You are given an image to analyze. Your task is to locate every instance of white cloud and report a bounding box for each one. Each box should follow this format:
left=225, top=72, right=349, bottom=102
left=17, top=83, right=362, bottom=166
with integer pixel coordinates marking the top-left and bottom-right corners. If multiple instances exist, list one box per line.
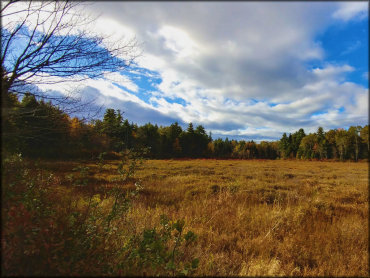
left=312, top=64, right=355, bottom=80
left=18, top=1, right=367, bottom=140
left=341, top=40, right=362, bottom=56
left=363, top=72, right=369, bottom=80
left=156, top=25, right=200, bottom=58
left=2, top=1, right=93, bottom=37
left=82, top=2, right=368, bottom=137
left=332, top=2, right=368, bottom=21
left=103, top=72, right=139, bottom=93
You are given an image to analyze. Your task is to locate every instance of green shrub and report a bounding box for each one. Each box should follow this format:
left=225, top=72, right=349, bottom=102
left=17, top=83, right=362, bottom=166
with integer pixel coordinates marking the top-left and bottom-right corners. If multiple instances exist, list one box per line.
left=125, top=214, right=199, bottom=276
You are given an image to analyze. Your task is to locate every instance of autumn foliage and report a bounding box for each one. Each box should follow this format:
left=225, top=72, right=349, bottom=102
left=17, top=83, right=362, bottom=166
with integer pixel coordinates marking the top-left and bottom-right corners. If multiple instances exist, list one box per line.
left=2, top=91, right=368, bottom=161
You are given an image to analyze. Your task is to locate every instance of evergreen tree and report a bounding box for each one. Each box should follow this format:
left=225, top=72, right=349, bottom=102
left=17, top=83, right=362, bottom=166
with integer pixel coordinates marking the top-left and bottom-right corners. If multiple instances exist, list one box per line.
left=101, top=109, right=125, bottom=152
left=291, top=128, right=306, bottom=158
left=279, top=133, right=290, bottom=158
left=315, top=127, right=327, bottom=159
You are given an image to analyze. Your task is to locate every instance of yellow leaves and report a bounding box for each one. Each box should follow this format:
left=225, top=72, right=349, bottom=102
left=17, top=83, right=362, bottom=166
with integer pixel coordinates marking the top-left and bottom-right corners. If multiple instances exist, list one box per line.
left=70, top=117, right=83, bottom=137
left=92, top=194, right=101, bottom=204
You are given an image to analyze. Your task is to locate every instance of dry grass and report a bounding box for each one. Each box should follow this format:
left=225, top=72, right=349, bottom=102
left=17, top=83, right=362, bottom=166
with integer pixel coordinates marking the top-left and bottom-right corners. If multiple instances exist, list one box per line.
left=129, top=159, right=368, bottom=276
left=5, top=158, right=369, bottom=276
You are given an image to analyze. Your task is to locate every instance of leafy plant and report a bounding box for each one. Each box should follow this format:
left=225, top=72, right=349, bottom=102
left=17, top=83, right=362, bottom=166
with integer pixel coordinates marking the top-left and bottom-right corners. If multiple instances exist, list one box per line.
left=126, top=214, right=199, bottom=276
left=1, top=149, right=202, bottom=276
left=116, top=148, right=149, bottom=181
left=96, top=152, right=107, bottom=172
left=70, top=165, right=90, bottom=186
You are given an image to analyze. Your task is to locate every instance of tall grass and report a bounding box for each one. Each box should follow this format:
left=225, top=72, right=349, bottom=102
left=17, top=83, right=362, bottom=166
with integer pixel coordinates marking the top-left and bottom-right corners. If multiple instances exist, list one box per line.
left=2, top=153, right=198, bottom=276
left=2, top=156, right=368, bottom=276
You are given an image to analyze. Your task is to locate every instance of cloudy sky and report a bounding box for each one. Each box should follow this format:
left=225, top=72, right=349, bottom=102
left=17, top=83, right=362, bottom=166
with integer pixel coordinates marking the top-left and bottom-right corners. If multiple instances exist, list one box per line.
left=19, top=1, right=370, bottom=141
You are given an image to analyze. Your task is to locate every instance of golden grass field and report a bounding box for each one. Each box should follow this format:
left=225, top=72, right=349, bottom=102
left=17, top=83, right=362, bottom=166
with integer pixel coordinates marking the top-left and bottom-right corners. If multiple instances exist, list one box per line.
left=3, top=158, right=368, bottom=276
left=54, top=159, right=368, bottom=276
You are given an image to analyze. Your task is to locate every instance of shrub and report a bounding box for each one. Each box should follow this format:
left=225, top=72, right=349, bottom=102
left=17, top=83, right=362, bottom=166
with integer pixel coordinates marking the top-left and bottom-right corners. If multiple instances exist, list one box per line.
left=125, top=214, right=199, bottom=276
left=1, top=151, right=199, bottom=276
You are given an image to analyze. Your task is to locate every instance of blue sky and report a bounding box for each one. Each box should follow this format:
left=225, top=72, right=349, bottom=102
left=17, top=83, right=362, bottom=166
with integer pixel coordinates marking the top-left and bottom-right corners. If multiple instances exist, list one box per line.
left=5, top=1, right=368, bottom=141
left=316, top=14, right=368, bottom=87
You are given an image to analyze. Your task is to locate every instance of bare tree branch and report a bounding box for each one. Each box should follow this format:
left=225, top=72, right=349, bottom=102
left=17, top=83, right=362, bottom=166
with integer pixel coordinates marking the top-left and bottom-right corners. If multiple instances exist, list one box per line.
left=1, top=0, right=140, bottom=96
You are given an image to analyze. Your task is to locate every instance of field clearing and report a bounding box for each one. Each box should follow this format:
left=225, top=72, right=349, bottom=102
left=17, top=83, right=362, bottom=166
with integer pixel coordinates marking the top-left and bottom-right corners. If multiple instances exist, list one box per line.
left=3, top=158, right=368, bottom=276
left=130, top=159, right=369, bottom=276
left=71, top=159, right=369, bottom=275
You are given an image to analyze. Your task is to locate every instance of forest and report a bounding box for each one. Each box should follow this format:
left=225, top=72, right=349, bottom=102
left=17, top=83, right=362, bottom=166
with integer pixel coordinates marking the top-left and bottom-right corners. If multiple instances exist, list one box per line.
left=3, top=91, right=369, bottom=161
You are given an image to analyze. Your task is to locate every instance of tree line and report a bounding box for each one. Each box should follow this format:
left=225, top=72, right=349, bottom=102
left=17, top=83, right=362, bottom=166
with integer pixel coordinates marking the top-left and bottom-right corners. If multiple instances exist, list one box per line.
left=3, top=91, right=368, bottom=161
left=279, top=126, right=368, bottom=161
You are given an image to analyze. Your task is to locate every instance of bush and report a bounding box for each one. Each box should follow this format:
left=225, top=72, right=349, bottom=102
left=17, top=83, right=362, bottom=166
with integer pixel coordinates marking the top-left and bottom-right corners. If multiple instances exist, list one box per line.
left=125, top=214, right=199, bottom=276
left=1, top=152, right=199, bottom=276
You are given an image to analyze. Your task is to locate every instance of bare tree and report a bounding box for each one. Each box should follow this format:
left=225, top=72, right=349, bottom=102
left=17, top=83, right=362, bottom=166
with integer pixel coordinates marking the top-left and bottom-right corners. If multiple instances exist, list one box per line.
left=1, top=0, right=139, bottom=96
left=1, top=0, right=140, bottom=157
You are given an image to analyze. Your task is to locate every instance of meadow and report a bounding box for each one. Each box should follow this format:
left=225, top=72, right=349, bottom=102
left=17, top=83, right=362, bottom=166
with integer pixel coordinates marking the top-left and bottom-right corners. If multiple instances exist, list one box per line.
left=2, top=156, right=368, bottom=276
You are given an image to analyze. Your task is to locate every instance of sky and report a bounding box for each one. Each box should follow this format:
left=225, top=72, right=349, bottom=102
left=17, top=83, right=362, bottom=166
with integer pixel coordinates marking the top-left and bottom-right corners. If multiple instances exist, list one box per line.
left=5, top=1, right=369, bottom=141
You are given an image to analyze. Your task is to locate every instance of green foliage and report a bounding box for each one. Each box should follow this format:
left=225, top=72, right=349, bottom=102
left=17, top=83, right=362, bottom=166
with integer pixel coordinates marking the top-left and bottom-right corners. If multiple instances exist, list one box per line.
left=137, top=123, right=160, bottom=157
left=212, top=137, right=233, bottom=158
left=101, top=109, right=125, bottom=152
left=335, top=129, right=350, bottom=161
left=71, top=165, right=90, bottom=186
left=126, top=214, right=199, bottom=276
left=283, top=126, right=368, bottom=161
left=298, top=133, right=317, bottom=159
left=279, top=133, right=290, bottom=158
left=2, top=93, right=70, bottom=158
left=160, top=122, right=184, bottom=158
left=291, top=128, right=306, bottom=158
left=96, top=152, right=107, bottom=172
left=178, top=123, right=211, bottom=158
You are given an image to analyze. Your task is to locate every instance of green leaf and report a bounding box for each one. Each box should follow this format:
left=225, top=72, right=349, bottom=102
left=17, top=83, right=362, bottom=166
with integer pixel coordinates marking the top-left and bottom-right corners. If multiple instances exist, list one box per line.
left=191, top=258, right=199, bottom=269
left=166, top=261, right=175, bottom=270
left=173, top=219, right=185, bottom=233
left=184, top=231, right=197, bottom=242
left=160, top=214, right=169, bottom=226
